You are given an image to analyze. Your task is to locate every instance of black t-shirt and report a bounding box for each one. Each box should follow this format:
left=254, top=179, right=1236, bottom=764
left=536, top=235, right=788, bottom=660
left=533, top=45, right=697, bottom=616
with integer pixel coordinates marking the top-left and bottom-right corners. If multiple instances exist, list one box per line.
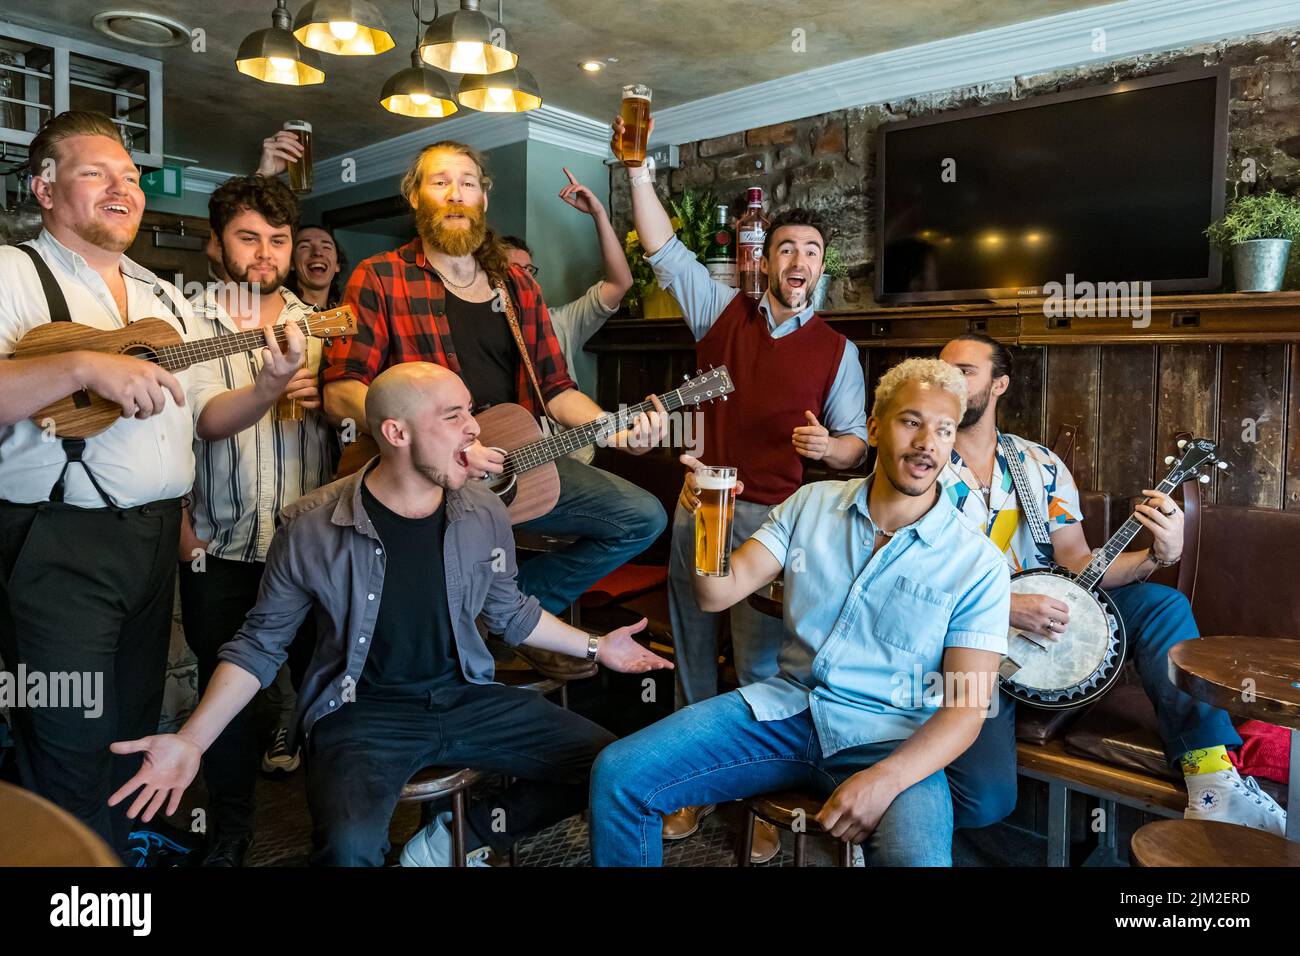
left=444, top=291, right=518, bottom=412
left=358, top=480, right=463, bottom=696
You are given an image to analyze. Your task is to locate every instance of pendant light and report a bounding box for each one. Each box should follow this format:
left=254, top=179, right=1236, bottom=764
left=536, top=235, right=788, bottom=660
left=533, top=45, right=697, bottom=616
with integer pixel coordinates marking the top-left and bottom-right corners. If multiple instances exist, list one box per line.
left=293, top=0, right=396, bottom=56
left=419, top=0, right=517, bottom=75
left=236, top=0, right=325, bottom=86
left=457, top=66, right=541, bottom=112
left=381, top=50, right=458, bottom=118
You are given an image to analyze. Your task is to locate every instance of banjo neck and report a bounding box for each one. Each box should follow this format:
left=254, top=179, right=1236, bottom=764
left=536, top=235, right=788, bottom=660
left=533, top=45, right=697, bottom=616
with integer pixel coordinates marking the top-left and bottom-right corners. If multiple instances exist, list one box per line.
left=1074, top=474, right=1179, bottom=591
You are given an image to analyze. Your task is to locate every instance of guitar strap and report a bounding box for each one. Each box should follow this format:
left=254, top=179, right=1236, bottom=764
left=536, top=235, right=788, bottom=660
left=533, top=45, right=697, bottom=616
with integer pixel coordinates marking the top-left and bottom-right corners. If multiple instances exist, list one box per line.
left=998, top=432, right=1052, bottom=548
left=18, top=244, right=120, bottom=508
left=493, top=276, right=557, bottom=438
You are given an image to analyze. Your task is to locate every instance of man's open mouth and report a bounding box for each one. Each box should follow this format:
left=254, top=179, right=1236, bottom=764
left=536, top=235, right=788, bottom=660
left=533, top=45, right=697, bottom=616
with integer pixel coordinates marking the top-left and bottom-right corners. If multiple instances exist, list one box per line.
left=456, top=443, right=472, bottom=468
left=101, top=203, right=130, bottom=217
left=903, top=455, right=936, bottom=477
left=306, top=260, right=330, bottom=276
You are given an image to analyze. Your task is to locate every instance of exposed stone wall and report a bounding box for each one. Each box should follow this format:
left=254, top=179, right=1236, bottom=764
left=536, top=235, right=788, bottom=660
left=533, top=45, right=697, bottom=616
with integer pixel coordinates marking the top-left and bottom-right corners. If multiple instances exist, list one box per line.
left=609, top=28, right=1300, bottom=306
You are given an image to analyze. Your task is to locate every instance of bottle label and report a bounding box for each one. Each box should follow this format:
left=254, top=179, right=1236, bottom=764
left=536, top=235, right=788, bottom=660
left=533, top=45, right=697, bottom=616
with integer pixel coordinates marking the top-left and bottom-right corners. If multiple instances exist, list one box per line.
left=713, top=231, right=732, bottom=247
left=738, top=228, right=765, bottom=245
left=706, top=262, right=737, bottom=286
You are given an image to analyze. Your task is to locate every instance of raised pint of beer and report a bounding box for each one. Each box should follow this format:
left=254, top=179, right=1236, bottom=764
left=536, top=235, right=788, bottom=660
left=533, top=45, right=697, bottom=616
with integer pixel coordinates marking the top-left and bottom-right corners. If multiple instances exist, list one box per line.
left=283, top=120, right=313, bottom=194
left=619, top=84, right=652, bottom=168
left=694, top=466, right=737, bottom=577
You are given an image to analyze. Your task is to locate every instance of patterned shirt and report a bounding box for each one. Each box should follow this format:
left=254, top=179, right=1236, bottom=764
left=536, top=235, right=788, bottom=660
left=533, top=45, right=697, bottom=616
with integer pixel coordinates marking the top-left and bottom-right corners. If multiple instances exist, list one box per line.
left=940, top=431, right=1082, bottom=571
left=322, top=238, right=576, bottom=418
left=186, top=285, right=337, bottom=563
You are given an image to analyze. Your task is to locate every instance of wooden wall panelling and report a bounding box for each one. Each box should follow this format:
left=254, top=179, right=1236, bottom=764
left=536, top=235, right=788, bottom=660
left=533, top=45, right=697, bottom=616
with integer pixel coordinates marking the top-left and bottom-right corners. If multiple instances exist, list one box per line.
left=1000, top=346, right=1046, bottom=445
left=1287, top=346, right=1300, bottom=511
left=1215, top=344, right=1288, bottom=509
left=1097, top=346, right=1157, bottom=502
left=1155, top=343, right=1219, bottom=505
left=1044, top=347, right=1101, bottom=491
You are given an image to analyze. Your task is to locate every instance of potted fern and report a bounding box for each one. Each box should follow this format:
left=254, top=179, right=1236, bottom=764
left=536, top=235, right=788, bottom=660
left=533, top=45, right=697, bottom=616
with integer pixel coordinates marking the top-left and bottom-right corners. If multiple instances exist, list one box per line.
left=1205, top=190, right=1300, bottom=292
left=624, top=187, right=719, bottom=318
left=811, top=243, right=849, bottom=311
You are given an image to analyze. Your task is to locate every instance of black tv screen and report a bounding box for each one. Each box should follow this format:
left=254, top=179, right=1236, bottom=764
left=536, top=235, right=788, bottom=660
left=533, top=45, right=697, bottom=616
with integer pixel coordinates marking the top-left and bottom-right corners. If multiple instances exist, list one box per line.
left=876, top=67, right=1228, bottom=303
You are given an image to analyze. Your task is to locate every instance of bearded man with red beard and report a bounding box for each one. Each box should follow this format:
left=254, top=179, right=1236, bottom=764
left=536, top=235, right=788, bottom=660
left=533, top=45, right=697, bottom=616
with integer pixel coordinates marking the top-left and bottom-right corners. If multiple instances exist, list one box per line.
left=323, top=141, right=668, bottom=681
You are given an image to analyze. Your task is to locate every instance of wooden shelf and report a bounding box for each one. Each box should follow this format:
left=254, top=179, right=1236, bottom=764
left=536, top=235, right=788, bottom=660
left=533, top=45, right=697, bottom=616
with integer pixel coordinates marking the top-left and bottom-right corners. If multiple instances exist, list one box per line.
left=588, top=291, right=1300, bottom=349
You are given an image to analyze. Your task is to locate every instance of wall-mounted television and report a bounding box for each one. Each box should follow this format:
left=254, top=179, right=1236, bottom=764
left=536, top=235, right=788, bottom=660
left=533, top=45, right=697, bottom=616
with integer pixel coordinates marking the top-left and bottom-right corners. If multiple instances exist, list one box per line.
left=875, top=66, right=1229, bottom=304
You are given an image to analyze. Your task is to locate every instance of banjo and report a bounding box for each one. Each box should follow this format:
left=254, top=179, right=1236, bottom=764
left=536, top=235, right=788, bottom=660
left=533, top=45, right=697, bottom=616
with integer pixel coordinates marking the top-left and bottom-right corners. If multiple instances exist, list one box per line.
left=998, top=437, right=1226, bottom=709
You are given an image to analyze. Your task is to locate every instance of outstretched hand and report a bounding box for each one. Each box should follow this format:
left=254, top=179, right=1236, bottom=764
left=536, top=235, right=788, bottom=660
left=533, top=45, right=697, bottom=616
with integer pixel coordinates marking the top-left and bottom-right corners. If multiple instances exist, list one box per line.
left=596, top=618, right=673, bottom=674
left=107, top=733, right=203, bottom=823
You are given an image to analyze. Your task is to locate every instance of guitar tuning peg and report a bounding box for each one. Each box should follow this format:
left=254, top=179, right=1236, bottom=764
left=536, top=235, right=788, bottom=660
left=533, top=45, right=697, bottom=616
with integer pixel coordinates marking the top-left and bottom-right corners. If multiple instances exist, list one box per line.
left=1198, top=474, right=1211, bottom=484
left=1164, top=456, right=1175, bottom=465
left=721, top=395, right=728, bottom=401
left=683, top=373, right=690, bottom=381
left=1177, top=439, right=1187, bottom=449
left=1216, top=460, right=1229, bottom=469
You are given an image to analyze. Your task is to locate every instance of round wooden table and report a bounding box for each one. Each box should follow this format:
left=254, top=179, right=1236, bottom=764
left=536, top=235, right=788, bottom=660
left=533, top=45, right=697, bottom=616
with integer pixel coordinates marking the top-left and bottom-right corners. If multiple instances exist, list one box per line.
left=747, top=578, right=784, bottom=619
left=0, top=781, right=121, bottom=866
left=1167, top=636, right=1299, bottom=842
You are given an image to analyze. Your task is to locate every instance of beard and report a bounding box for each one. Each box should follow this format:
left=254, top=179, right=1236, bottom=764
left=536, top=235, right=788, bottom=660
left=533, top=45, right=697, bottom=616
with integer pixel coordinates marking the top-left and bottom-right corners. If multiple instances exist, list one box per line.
left=74, top=218, right=137, bottom=254
left=769, top=267, right=822, bottom=311
left=883, top=453, right=941, bottom=498
left=223, top=252, right=289, bottom=296
left=410, top=442, right=461, bottom=491
left=959, top=380, right=992, bottom=430
left=415, top=195, right=487, bottom=259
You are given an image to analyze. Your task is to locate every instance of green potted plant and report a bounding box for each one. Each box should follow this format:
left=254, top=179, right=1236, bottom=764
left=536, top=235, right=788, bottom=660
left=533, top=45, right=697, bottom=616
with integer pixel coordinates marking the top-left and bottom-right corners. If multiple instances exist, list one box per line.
left=1205, top=189, right=1300, bottom=292
left=624, top=187, right=719, bottom=318
left=811, top=243, right=849, bottom=311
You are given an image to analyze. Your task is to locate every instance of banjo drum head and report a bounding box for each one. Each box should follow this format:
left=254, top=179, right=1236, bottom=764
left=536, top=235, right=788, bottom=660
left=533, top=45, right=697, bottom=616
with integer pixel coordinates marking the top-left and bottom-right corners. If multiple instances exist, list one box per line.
left=1006, top=569, right=1121, bottom=704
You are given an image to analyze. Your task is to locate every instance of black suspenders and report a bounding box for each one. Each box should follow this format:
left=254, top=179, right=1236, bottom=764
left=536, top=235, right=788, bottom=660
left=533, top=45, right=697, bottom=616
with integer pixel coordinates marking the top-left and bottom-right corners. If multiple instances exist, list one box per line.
left=16, top=244, right=186, bottom=509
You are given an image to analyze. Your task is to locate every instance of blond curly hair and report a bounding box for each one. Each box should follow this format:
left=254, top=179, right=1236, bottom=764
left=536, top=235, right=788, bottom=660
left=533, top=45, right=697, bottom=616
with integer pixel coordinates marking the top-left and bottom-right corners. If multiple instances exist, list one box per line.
left=871, top=357, right=967, bottom=421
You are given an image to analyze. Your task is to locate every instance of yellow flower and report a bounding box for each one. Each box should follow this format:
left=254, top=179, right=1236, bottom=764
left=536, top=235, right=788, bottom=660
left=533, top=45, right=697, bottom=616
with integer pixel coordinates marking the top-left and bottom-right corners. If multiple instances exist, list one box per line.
left=669, top=216, right=682, bottom=231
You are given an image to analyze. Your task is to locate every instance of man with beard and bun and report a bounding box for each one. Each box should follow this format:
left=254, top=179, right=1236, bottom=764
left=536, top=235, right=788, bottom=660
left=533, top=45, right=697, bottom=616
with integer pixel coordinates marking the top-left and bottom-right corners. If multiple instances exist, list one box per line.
left=588, top=358, right=1009, bottom=867
left=938, top=333, right=1286, bottom=836
left=613, top=114, right=868, bottom=859
left=323, top=141, right=669, bottom=683
left=110, top=362, right=671, bottom=867
left=0, top=112, right=305, bottom=858
left=179, top=175, right=338, bottom=866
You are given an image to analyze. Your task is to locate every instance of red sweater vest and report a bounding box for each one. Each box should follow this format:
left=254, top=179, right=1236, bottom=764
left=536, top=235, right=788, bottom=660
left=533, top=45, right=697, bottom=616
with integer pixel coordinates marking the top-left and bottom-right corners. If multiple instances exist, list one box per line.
left=695, top=294, right=848, bottom=506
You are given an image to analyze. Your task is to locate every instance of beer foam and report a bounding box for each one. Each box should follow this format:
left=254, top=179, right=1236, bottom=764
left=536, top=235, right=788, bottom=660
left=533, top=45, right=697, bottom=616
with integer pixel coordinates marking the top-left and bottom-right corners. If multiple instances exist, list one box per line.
left=696, top=472, right=736, bottom=490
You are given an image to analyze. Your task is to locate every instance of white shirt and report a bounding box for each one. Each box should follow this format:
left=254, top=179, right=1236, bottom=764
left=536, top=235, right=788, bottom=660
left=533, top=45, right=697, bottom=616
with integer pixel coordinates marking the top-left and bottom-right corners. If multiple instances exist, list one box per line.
left=187, top=284, right=337, bottom=563
left=0, top=230, right=222, bottom=508
left=549, top=281, right=618, bottom=466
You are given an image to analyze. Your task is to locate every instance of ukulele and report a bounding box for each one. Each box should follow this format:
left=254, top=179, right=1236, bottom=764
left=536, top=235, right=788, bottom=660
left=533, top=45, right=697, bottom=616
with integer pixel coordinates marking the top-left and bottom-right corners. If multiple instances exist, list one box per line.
left=12, top=306, right=356, bottom=438
left=336, top=366, right=736, bottom=524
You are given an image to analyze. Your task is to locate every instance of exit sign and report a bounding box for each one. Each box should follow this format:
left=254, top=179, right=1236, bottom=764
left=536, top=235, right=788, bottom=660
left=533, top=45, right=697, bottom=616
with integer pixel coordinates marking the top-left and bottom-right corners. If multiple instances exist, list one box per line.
left=141, top=165, right=184, bottom=198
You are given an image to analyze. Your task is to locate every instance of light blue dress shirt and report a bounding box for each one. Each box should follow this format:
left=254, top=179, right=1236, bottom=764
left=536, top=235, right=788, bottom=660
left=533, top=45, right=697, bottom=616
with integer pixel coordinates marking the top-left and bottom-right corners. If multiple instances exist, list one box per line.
left=644, top=236, right=868, bottom=446
left=743, top=475, right=1012, bottom=755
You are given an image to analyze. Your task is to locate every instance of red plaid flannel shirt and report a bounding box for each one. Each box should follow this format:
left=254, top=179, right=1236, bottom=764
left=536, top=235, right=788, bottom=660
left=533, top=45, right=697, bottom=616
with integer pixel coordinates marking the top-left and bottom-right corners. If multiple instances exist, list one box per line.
left=323, top=238, right=576, bottom=416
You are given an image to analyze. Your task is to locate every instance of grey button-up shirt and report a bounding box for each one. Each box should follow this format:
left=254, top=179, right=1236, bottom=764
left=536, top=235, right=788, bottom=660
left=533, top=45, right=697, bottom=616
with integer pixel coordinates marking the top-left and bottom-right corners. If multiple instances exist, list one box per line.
left=217, top=461, right=543, bottom=738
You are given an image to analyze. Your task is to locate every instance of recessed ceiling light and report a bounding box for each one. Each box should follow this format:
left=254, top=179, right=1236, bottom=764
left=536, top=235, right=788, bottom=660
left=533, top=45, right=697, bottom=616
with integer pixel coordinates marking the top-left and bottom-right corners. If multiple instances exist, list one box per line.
left=92, top=10, right=193, bottom=47
left=580, top=60, right=604, bottom=72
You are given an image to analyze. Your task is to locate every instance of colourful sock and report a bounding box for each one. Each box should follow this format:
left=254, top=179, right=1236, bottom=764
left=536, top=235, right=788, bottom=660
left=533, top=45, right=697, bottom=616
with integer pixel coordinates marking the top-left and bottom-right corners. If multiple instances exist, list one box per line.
left=1179, top=745, right=1232, bottom=777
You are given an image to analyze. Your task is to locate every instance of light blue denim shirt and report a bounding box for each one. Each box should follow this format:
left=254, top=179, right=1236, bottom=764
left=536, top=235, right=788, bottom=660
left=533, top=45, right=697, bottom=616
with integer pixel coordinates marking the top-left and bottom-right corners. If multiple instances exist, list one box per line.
left=742, top=475, right=1011, bottom=755
left=644, top=236, right=867, bottom=446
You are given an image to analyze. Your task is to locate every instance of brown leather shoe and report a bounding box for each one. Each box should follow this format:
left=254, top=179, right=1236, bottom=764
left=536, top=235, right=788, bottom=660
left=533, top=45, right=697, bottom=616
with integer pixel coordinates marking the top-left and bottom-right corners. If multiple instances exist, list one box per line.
left=750, top=818, right=780, bottom=864
left=662, top=804, right=715, bottom=841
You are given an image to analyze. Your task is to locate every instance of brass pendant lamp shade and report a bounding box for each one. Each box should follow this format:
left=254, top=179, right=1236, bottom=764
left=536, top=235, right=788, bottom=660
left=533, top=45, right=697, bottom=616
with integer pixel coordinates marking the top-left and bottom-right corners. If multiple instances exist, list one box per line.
left=419, top=0, right=517, bottom=75
left=381, top=52, right=459, bottom=117
left=293, top=0, right=396, bottom=56
left=237, top=1, right=325, bottom=86
left=457, top=66, right=540, bottom=113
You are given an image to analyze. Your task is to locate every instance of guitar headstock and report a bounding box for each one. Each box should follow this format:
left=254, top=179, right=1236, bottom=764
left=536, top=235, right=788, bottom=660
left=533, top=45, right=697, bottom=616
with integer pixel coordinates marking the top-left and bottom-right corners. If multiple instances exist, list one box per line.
left=1161, top=437, right=1228, bottom=486
left=304, top=305, right=357, bottom=341
left=676, top=365, right=734, bottom=406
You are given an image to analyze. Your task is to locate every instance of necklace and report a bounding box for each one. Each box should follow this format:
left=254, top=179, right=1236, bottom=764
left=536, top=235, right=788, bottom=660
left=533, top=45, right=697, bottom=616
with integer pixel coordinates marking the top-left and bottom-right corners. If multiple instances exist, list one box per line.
left=434, top=263, right=481, bottom=290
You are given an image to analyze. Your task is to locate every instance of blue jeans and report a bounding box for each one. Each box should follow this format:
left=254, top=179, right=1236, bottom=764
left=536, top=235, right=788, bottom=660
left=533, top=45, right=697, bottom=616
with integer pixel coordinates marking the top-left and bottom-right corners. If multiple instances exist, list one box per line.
left=515, top=457, right=667, bottom=615
left=946, top=582, right=1242, bottom=829
left=589, top=690, right=953, bottom=866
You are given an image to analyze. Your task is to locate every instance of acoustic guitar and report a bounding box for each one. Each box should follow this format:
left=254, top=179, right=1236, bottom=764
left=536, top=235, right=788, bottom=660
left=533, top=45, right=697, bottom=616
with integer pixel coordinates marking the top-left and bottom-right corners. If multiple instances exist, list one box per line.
left=12, top=306, right=356, bottom=439
left=998, top=438, right=1227, bottom=708
left=336, top=366, right=735, bottom=524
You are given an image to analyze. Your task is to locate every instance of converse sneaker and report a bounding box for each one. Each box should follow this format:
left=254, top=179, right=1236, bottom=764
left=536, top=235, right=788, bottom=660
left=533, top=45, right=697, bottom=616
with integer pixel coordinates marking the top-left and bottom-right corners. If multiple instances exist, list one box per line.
left=1184, top=769, right=1287, bottom=836
left=400, top=811, right=491, bottom=867
left=260, top=726, right=301, bottom=775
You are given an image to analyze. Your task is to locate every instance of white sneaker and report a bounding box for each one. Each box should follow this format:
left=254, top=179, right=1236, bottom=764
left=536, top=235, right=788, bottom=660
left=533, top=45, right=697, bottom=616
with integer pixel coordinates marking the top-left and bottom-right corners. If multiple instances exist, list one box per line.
left=1184, top=770, right=1287, bottom=836
left=851, top=843, right=865, bottom=867
left=400, top=811, right=491, bottom=867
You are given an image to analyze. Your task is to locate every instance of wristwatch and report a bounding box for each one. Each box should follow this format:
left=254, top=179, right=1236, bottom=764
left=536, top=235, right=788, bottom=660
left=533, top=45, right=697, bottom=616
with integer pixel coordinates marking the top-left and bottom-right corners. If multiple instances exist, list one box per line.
left=1147, top=548, right=1179, bottom=569
left=586, top=633, right=601, bottom=663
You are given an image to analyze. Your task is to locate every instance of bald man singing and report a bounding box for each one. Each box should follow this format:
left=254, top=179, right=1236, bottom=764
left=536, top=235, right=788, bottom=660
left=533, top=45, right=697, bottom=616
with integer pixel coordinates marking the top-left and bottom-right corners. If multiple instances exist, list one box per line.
left=108, top=362, right=670, bottom=866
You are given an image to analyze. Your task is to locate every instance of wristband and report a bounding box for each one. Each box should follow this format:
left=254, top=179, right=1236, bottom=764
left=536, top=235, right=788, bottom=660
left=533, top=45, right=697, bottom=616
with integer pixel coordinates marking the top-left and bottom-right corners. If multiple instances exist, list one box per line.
left=586, top=633, right=601, bottom=662
left=629, top=170, right=653, bottom=187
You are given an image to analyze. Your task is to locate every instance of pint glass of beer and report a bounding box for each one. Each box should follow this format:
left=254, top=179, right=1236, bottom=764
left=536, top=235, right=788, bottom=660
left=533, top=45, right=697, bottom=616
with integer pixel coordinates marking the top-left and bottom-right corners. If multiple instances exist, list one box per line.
left=619, top=84, right=652, bottom=168
left=694, top=466, right=737, bottom=577
left=283, top=120, right=313, bottom=194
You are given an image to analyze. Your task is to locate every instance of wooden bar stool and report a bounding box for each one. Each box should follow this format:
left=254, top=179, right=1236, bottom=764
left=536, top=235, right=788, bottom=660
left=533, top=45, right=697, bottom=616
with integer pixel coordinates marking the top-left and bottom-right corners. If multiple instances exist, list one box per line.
left=1131, top=819, right=1300, bottom=867
left=0, top=781, right=121, bottom=866
left=738, top=788, right=853, bottom=867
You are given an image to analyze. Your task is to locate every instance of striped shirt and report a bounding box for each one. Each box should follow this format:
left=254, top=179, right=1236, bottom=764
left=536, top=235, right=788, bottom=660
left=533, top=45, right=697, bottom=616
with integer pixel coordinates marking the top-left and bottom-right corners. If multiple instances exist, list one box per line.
left=186, top=285, right=337, bottom=563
